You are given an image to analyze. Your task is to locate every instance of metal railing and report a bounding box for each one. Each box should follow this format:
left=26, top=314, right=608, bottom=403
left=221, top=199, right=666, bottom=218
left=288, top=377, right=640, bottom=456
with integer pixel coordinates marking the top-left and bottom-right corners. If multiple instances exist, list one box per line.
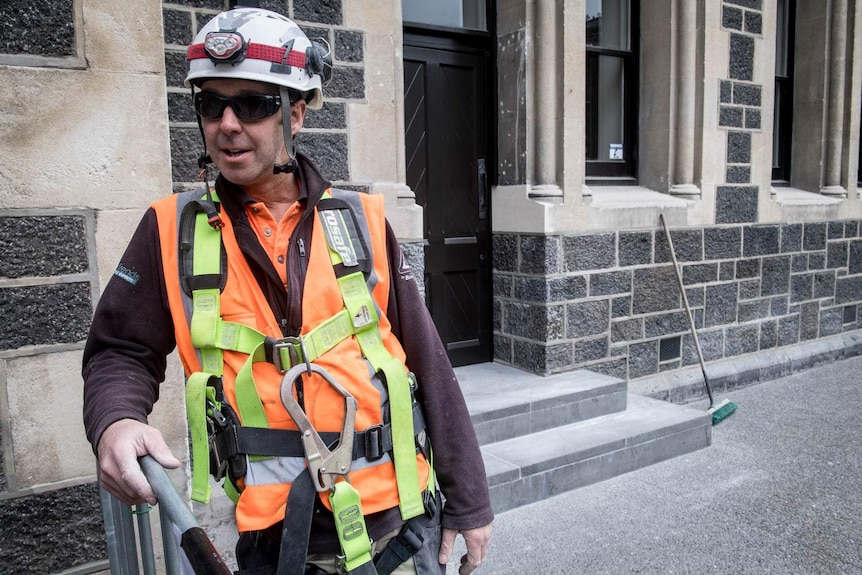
left=100, top=456, right=231, bottom=575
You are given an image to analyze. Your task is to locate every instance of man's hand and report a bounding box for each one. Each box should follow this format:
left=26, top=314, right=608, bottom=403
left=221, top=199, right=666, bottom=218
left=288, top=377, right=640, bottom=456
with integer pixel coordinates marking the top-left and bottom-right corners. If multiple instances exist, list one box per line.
left=439, top=523, right=492, bottom=575
left=96, top=419, right=180, bottom=506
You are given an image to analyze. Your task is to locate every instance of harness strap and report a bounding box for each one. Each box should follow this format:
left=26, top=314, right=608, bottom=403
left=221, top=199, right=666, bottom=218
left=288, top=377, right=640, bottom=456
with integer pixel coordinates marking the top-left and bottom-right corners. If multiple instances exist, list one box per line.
left=186, top=371, right=217, bottom=503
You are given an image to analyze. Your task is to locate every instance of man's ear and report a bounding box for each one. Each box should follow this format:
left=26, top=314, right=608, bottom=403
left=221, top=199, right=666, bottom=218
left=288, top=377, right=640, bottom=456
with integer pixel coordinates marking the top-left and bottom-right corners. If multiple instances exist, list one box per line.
left=290, top=100, right=307, bottom=136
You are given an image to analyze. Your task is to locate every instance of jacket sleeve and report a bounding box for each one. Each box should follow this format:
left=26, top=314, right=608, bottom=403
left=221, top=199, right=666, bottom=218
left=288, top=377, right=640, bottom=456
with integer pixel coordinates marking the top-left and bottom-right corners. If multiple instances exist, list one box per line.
left=82, top=208, right=177, bottom=452
left=384, top=223, right=494, bottom=531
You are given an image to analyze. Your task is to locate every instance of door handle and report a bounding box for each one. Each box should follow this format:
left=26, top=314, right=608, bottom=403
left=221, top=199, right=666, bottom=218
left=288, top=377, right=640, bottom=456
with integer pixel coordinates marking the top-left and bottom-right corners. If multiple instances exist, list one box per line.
left=477, top=158, right=488, bottom=220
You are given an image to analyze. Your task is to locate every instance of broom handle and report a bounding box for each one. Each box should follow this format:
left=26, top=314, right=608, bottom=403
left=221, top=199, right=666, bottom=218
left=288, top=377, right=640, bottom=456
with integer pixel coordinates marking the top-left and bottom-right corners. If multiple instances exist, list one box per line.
left=659, top=213, right=715, bottom=406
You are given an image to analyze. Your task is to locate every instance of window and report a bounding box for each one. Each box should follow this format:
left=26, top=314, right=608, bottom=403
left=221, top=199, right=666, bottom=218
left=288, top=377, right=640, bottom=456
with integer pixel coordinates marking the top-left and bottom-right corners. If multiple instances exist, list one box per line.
left=586, top=0, right=638, bottom=182
left=402, top=0, right=487, bottom=31
left=773, top=0, right=795, bottom=183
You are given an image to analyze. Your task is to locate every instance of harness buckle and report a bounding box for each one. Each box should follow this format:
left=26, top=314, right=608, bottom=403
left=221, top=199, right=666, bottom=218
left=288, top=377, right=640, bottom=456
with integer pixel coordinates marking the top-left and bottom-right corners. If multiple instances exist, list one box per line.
left=279, top=362, right=356, bottom=492
left=363, top=424, right=384, bottom=461
left=272, top=336, right=312, bottom=375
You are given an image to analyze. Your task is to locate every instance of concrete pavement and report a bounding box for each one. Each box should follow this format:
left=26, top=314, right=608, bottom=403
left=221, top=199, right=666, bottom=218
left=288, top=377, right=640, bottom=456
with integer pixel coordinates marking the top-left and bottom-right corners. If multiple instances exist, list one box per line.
left=447, top=354, right=862, bottom=574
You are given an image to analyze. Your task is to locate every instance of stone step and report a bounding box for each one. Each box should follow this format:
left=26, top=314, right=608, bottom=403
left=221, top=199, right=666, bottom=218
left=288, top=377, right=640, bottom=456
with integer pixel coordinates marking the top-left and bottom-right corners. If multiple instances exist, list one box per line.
left=455, top=363, right=628, bottom=445
left=480, top=393, right=712, bottom=513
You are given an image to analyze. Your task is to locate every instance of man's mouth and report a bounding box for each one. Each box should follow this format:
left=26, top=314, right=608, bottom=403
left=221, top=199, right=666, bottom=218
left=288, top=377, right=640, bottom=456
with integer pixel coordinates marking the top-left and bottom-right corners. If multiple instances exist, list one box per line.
left=224, top=149, right=247, bottom=157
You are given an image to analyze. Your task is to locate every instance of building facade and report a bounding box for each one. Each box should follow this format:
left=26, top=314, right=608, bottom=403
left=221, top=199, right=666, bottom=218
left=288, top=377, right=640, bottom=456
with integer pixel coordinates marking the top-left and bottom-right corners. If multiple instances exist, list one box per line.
left=1, top=0, right=861, bottom=572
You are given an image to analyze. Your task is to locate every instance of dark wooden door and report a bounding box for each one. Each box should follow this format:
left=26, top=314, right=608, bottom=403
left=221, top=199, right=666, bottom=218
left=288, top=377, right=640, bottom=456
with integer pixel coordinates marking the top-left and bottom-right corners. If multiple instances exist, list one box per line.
left=403, top=36, right=492, bottom=367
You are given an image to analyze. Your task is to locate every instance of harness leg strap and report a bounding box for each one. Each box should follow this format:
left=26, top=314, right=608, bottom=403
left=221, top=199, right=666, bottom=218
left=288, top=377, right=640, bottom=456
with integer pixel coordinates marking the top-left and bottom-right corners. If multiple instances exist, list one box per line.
left=277, top=468, right=318, bottom=575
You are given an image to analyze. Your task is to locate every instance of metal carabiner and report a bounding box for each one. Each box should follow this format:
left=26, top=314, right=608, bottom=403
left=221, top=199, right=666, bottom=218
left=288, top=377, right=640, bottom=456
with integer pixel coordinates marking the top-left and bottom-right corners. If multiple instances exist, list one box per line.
left=279, top=362, right=357, bottom=492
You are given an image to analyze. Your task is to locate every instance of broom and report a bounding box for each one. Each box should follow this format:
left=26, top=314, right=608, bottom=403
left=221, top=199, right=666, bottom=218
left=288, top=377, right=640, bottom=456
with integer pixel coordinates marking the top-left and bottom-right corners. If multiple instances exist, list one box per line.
left=659, top=213, right=737, bottom=425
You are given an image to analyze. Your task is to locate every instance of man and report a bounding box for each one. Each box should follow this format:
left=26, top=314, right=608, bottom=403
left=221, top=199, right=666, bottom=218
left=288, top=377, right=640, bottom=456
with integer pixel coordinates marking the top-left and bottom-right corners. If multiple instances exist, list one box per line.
left=83, top=8, right=492, bottom=575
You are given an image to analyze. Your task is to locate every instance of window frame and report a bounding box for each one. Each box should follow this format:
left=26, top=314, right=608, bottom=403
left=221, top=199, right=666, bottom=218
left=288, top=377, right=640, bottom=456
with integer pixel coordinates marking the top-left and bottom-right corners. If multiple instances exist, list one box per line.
left=772, top=0, right=795, bottom=184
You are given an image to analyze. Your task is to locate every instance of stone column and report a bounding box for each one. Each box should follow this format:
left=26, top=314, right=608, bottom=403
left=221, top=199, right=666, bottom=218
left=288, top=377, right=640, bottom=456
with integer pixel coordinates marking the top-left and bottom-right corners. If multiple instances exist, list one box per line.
left=528, top=0, right=564, bottom=199
left=670, top=0, right=700, bottom=197
left=822, top=0, right=849, bottom=197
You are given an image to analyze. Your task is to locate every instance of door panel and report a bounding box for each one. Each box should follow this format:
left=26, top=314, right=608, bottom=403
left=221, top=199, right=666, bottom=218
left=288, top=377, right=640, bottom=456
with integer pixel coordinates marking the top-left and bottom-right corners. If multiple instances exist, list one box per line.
left=404, top=38, right=491, bottom=366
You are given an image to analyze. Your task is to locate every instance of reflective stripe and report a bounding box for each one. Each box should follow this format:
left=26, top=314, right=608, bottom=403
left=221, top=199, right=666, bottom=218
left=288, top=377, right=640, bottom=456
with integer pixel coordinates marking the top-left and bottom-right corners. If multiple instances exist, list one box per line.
left=244, top=451, right=393, bottom=486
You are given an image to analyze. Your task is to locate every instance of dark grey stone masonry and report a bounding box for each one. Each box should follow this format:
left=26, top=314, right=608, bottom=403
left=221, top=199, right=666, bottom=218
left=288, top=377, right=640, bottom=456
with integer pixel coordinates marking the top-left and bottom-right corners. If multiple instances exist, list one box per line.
left=0, top=216, right=87, bottom=278
left=0, top=482, right=106, bottom=574
left=1, top=0, right=75, bottom=57
left=494, top=220, right=862, bottom=377
left=0, top=283, right=92, bottom=350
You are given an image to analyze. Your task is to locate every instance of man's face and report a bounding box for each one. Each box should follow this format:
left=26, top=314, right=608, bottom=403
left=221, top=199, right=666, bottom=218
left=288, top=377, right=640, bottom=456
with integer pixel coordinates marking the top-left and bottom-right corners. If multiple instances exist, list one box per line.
left=198, top=78, right=306, bottom=189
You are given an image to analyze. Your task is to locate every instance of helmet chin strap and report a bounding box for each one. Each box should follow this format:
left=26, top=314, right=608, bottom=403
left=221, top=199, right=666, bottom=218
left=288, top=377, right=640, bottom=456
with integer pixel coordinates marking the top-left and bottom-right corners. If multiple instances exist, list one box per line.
left=273, top=86, right=298, bottom=175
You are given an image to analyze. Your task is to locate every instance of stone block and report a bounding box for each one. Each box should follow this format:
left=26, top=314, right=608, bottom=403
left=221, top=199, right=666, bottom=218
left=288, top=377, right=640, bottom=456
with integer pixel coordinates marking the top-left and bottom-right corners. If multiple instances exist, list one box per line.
left=739, top=299, right=770, bottom=322
left=163, top=8, right=192, bottom=46
left=0, top=215, right=87, bottom=278
left=820, top=307, right=843, bottom=337
left=727, top=130, right=752, bottom=163
left=612, top=296, right=632, bottom=318
left=520, top=235, right=560, bottom=274
left=726, top=324, right=759, bottom=356
left=168, top=91, right=195, bottom=123
left=304, top=102, right=347, bottom=129
left=846, top=221, right=860, bottom=238
left=619, top=231, right=652, bottom=266
left=719, top=105, right=744, bottom=127
left=682, top=329, right=724, bottom=365
left=493, top=299, right=502, bottom=331
left=770, top=296, right=789, bottom=316
left=174, top=0, right=223, bottom=7
left=494, top=334, right=513, bottom=364
left=813, top=271, right=837, bottom=299
left=512, top=341, right=572, bottom=374
left=588, top=357, right=628, bottom=380
left=850, top=240, right=862, bottom=274
left=800, top=301, right=820, bottom=341
left=644, top=311, right=689, bottom=338
left=760, top=256, right=791, bottom=296
left=0, top=483, right=105, bottom=573
left=260, top=0, right=291, bottom=13
left=628, top=341, right=659, bottom=378
left=744, top=10, right=763, bottom=34
left=682, top=263, right=718, bottom=285
left=504, top=302, right=564, bottom=341
left=828, top=221, right=845, bottom=239
left=745, top=108, right=761, bottom=129
left=0, top=283, right=91, bottom=350
left=335, top=29, right=364, bottom=62
left=779, top=315, right=800, bottom=346
left=733, top=83, right=762, bottom=106
left=165, top=51, right=188, bottom=89
left=589, top=271, right=632, bottom=297
left=739, top=278, right=760, bottom=300
left=493, top=235, right=518, bottom=272
left=791, top=273, right=813, bottom=303
left=0, top=0, right=75, bottom=57
left=327, top=66, right=365, bottom=100
left=736, top=258, right=761, bottom=279
left=170, top=126, right=202, bottom=183
left=791, top=253, right=808, bottom=272
left=729, top=33, right=755, bottom=81
left=563, top=234, right=616, bottom=272
left=705, top=283, right=738, bottom=327
left=686, top=286, right=705, bottom=307
left=716, top=186, right=757, bottom=223
left=610, top=318, right=643, bottom=343
left=719, top=262, right=736, bottom=280
left=781, top=223, right=803, bottom=252
left=297, top=132, right=349, bottom=181
left=835, top=275, right=862, bottom=304
left=515, top=275, right=586, bottom=302
left=722, top=6, right=743, bottom=30
left=655, top=229, right=703, bottom=263
left=809, top=252, right=826, bottom=270
left=827, top=241, right=848, bottom=269
left=632, top=266, right=680, bottom=314
left=294, top=0, right=343, bottom=24
left=726, top=165, right=750, bottom=183
left=567, top=300, right=610, bottom=339
left=744, top=225, right=780, bottom=256
left=760, top=319, right=778, bottom=349
left=574, top=336, right=609, bottom=364
left=803, top=223, right=827, bottom=250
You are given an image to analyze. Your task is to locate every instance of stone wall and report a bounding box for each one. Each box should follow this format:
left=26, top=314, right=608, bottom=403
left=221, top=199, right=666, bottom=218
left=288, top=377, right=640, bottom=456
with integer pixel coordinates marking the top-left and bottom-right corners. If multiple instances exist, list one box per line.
left=493, top=220, right=862, bottom=378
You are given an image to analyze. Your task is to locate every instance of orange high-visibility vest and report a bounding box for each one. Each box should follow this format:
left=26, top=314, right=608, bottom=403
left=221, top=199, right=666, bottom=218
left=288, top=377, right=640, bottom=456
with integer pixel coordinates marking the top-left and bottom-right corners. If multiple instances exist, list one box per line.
left=152, top=188, right=430, bottom=532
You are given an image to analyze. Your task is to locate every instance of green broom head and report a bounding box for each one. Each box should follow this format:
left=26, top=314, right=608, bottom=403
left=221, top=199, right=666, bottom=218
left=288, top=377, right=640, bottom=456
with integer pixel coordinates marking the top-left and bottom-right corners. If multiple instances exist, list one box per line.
left=708, top=399, right=737, bottom=425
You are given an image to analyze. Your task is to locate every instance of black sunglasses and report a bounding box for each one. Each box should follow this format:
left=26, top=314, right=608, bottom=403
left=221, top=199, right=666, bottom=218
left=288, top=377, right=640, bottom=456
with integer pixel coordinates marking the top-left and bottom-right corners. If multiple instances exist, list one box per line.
left=194, top=92, right=282, bottom=121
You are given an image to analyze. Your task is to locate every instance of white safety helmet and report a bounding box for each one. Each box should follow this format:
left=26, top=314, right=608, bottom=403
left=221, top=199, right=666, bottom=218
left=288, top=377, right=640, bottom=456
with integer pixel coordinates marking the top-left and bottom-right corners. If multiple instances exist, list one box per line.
left=184, top=8, right=331, bottom=109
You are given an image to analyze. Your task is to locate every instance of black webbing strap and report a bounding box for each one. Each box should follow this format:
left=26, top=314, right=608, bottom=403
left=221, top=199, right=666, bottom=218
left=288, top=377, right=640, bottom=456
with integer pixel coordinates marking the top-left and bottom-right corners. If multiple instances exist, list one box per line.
left=373, top=493, right=438, bottom=575
left=277, top=468, right=318, bottom=575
